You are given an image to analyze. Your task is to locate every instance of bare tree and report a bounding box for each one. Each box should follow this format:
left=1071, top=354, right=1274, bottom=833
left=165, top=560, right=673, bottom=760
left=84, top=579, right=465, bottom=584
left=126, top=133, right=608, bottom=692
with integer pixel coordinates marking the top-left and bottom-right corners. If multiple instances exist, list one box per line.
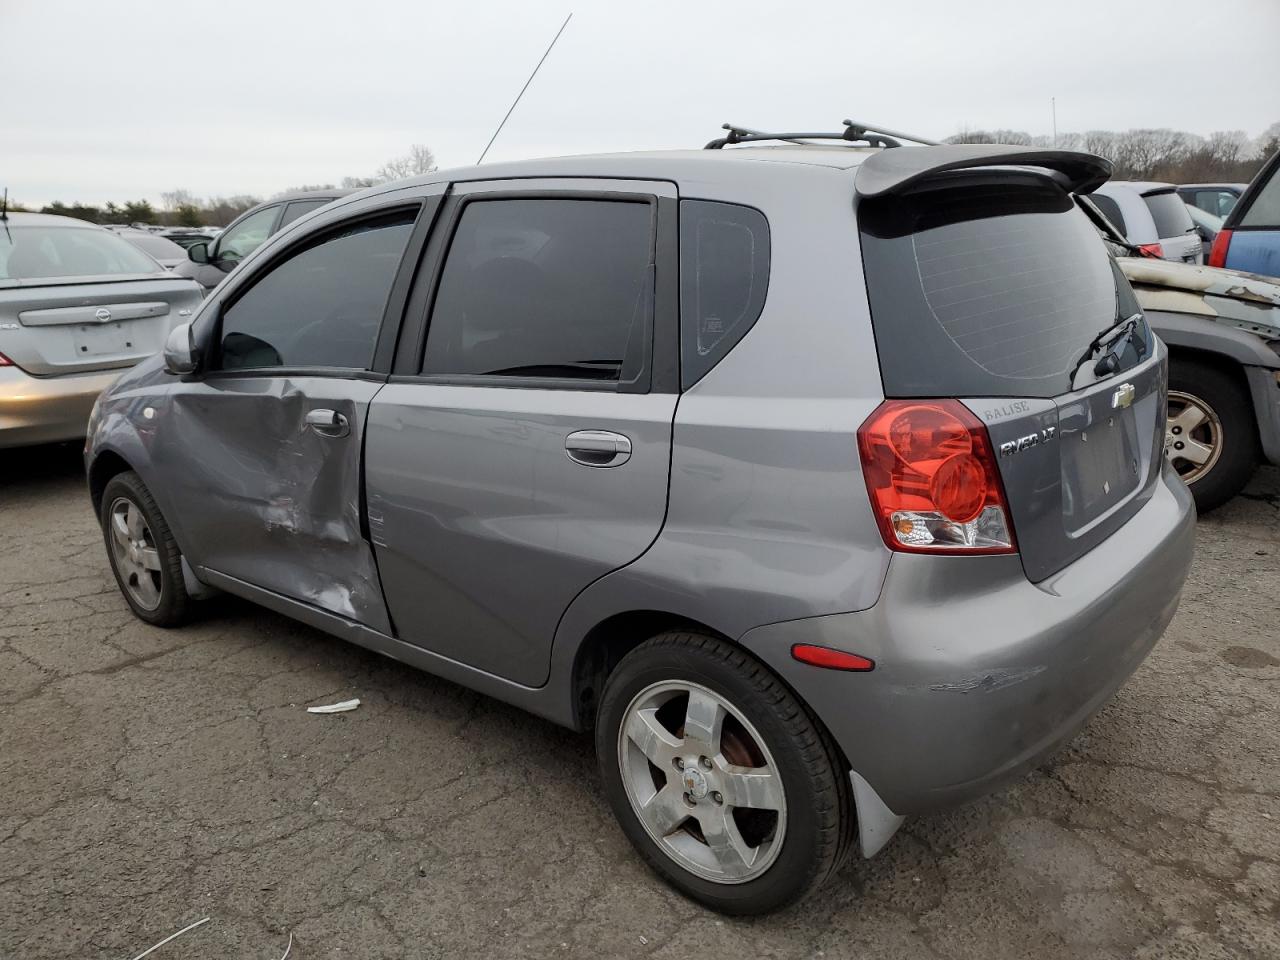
left=160, top=188, right=199, bottom=211
left=374, top=144, right=438, bottom=183
left=340, top=175, right=377, bottom=189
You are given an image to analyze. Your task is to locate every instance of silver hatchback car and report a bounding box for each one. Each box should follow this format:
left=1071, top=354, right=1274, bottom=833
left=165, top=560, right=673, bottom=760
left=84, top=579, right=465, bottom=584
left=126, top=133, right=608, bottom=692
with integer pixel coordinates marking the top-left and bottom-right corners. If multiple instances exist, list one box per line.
left=86, top=130, right=1196, bottom=914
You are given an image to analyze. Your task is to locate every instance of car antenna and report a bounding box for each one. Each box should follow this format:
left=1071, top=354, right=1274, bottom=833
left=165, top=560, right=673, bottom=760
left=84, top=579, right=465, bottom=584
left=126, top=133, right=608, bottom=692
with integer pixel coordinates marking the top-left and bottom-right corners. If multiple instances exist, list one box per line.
left=476, top=12, right=573, bottom=165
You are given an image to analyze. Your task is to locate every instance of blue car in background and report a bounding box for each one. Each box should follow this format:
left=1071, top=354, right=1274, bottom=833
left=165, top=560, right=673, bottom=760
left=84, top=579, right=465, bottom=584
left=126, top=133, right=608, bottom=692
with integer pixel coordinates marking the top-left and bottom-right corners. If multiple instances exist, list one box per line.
left=1210, top=150, right=1280, bottom=278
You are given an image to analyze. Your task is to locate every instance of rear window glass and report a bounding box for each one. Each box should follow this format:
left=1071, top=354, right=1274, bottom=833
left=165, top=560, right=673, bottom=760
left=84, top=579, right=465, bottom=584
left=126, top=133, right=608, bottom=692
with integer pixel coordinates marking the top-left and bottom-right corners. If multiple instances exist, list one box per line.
left=0, top=226, right=165, bottom=281
left=679, top=200, right=770, bottom=389
left=859, top=180, right=1141, bottom=399
left=1142, top=191, right=1193, bottom=238
left=1240, top=167, right=1280, bottom=228
left=122, top=233, right=184, bottom=259
left=1090, top=194, right=1128, bottom=237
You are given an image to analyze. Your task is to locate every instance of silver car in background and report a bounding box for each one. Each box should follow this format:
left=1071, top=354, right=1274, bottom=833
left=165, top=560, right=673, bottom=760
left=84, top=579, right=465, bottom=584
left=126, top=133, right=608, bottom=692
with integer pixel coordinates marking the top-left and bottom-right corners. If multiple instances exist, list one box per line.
left=1091, top=180, right=1203, bottom=263
left=0, top=213, right=203, bottom=448
left=85, top=135, right=1196, bottom=914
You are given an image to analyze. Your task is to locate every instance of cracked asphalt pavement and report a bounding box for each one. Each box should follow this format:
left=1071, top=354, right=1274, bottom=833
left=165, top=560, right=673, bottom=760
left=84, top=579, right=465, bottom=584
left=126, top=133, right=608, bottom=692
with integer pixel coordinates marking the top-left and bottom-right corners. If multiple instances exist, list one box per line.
left=2, top=444, right=1278, bottom=959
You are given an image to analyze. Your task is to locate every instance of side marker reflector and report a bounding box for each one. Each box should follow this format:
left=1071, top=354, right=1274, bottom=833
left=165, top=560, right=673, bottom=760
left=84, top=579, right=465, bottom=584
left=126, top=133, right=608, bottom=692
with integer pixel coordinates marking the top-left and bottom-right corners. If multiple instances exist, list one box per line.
left=791, top=643, right=875, bottom=672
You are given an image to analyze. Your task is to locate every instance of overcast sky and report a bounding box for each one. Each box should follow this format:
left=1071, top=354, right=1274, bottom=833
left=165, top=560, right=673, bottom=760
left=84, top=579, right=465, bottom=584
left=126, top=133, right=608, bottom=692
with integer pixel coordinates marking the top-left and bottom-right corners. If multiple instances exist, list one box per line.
left=7, top=0, right=1279, bottom=207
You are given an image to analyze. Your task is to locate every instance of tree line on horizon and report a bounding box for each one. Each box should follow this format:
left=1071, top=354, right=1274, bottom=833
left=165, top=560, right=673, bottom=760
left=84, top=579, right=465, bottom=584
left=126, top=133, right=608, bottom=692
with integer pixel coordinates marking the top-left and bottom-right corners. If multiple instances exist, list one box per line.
left=8, top=144, right=438, bottom=228
left=946, top=122, right=1280, bottom=183
left=11, top=127, right=1280, bottom=227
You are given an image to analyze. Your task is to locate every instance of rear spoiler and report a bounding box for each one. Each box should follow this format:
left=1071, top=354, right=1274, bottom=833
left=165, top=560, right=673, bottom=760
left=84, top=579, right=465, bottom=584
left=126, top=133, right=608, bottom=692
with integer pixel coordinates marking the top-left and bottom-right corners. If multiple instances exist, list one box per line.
left=855, top=144, right=1112, bottom=198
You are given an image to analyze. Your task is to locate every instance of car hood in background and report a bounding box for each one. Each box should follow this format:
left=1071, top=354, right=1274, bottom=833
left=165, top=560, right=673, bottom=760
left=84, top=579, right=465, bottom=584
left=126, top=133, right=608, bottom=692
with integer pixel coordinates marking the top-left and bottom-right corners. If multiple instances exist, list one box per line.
left=1119, top=257, right=1280, bottom=341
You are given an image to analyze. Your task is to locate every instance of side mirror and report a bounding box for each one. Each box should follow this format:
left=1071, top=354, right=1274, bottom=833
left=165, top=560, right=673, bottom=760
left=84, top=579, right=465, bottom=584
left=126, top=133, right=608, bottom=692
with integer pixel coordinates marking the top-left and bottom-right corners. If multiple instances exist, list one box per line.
left=187, top=241, right=211, bottom=264
left=163, top=322, right=200, bottom=375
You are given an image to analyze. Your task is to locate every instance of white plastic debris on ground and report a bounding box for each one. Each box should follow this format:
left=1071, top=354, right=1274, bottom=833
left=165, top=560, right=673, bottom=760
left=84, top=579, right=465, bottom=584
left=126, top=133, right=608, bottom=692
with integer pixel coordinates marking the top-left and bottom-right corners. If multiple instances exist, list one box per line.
left=306, top=698, right=361, bottom=714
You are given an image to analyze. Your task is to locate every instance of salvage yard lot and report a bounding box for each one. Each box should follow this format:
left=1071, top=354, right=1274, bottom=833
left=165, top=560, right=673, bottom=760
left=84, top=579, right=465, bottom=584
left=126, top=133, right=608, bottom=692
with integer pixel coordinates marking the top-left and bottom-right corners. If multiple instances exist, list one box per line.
left=2, top=446, right=1278, bottom=960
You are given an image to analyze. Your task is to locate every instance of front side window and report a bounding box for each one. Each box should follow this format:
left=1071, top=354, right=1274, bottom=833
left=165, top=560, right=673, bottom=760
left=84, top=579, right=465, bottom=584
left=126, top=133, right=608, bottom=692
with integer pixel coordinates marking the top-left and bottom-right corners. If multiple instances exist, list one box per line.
left=216, top=206, right=279, bottom=263
left=0, top=226, right=164, bottom=281
left=1196, top=190, right=1237, bottom=218
left=218, top=210, right=416, bottom=371
left=423, top=198, right=654, bottom=383
left=679, top=200, right=770, bottom=389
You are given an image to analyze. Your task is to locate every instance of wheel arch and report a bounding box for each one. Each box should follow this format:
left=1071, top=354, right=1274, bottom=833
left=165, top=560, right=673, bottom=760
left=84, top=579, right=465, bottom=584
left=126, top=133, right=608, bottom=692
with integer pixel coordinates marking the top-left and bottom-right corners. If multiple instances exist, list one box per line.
left=88, top=448, right=136, bottom=516
left=570, top=610, right=732, bottom=730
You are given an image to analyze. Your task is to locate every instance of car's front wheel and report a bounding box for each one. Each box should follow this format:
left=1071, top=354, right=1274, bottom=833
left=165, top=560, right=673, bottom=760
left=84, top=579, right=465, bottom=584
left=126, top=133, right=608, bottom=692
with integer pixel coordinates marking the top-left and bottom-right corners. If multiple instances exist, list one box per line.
left=596, top=632, right=853, bottom=915
left=100, top=471, right=190, bottom=627
left=1166, top=358, right=1259, bottom=512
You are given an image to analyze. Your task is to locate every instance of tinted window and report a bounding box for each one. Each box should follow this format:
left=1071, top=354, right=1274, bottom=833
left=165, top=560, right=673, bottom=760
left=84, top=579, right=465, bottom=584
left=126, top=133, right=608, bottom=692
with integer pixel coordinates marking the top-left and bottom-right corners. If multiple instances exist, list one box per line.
left=218, top=210, right=415, bottom=371
left=423, top=199, right=653, bottom=383
left=1090, top=194, right=1128, bottom=236
left=1143, top=191, right=1194, bottom=238
left=279, top=199, right=332, bottom=229
left=680, top=200, right=770, bottom=389
left=0, top=226, right=164, bottom=281
left=859, top=181, right=1143, bottom=399
left=1240, top=167, right=1280, bottom=227
left=216, top=206, right=278, bottom=262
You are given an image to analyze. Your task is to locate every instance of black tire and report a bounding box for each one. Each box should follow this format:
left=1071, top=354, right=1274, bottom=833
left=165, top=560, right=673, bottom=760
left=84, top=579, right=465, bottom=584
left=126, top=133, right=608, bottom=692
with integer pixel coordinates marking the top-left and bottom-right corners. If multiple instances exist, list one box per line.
left=99, top=471, right=191, bottom=627
left=596, top=631, right=854, bottom=915
left=1167, top=358, right=1259, bottom=513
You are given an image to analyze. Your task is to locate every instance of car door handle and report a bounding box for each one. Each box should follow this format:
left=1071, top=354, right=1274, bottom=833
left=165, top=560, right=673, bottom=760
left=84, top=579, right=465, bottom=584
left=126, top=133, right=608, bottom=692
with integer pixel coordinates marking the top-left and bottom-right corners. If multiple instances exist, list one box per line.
left=565, top=430, right=632, bottom=467
left=306, top=408, right=350, bottom=437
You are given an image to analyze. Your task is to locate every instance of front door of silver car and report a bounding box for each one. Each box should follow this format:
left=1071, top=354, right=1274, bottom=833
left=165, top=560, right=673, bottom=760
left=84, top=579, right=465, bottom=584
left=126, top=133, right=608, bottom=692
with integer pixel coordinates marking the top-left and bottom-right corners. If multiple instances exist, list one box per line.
left=365, top=180, right=680, bottom=686
left=154, top=199, right=431, bottom=630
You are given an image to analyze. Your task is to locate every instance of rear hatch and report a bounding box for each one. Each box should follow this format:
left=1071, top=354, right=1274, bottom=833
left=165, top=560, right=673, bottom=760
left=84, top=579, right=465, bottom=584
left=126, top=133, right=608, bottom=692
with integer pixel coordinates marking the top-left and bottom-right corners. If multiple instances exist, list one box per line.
left=858, top=175, right=1166, bottom=582
left=1, top=221, right=202, bottom=375
left=0, top=277, right=202, bottom=376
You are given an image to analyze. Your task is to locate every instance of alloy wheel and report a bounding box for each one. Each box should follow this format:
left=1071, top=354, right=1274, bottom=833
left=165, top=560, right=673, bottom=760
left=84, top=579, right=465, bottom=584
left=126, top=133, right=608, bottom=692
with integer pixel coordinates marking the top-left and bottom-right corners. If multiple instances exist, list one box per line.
left=617, top=680, right=787, bottom=884
left=1165, top=390, right=1222, bottom=484
left=108, top=497, right=163, bottom=611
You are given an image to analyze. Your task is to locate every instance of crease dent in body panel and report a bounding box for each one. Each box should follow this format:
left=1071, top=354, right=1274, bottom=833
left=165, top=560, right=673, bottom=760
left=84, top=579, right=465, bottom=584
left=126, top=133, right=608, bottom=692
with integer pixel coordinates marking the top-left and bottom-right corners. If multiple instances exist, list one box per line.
left=924, top=665, right=1049, bottom=694
left=257, top=379, right=380, bottom=622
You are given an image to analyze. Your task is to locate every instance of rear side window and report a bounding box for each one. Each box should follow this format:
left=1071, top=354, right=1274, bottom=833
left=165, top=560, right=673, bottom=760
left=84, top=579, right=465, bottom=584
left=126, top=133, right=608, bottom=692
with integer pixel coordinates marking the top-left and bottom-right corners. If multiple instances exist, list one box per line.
left=423, top=199, right=653, bottom=384
left=1195, top=190, right=1238, bottom=218
left=859, top=180, right=1141, bottom=399
left=679, top=200, right=770, bottom=389
left=1142, top=191, right=1194, bottom=238
left=218, top=210, right=416, bottom=371
left=279, top=199, right=331, bottom=229
left=1089, top=194, right=1128, bottom=237
left=1240, top=167, right=1280, bottom=227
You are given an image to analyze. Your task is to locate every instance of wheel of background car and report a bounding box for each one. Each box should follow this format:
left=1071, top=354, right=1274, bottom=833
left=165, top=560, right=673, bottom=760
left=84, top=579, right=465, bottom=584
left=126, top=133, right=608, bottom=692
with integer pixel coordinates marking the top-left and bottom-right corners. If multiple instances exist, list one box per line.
left=595, top=631, right=853, bottom=914
left=1166, top=359, right=1260, bottom=513
left=100, top=471, right=191, bottom=627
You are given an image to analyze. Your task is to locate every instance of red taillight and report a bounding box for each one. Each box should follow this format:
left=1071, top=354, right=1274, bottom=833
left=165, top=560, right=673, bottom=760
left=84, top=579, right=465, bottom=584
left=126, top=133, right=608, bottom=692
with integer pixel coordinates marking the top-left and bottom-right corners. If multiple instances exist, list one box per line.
left=857, top=399, right=1017, bottom=555
left=791, top=644, right=875, bottom=672
left=1208, top=228, right=1233, bottom=268
left=1137, top=242, right=1164, bottom=259
left=0, top=351, right=12, bottom=366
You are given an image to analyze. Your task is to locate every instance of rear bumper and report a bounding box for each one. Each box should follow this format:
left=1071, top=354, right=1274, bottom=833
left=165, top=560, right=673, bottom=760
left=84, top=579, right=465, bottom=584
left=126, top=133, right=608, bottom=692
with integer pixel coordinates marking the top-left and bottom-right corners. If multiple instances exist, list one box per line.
left=0, top=366, right=123, bottom=449
left=739, top=464, right=1196, bottom=817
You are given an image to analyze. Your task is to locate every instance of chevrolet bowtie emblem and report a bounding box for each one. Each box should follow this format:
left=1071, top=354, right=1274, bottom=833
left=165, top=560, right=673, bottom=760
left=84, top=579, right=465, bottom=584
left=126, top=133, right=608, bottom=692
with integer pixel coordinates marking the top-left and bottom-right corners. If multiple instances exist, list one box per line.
left=1111, top=383, right=1135, bottom=410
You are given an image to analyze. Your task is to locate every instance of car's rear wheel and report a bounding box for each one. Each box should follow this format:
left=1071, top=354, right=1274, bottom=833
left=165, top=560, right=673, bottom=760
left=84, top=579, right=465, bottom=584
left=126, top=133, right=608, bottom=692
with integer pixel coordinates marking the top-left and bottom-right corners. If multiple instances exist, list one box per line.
left=596, top=631, right=853, bottom=915
left=1166, top=359, right=1259, bottom=512
left=100, top=471, right=190, bottom=627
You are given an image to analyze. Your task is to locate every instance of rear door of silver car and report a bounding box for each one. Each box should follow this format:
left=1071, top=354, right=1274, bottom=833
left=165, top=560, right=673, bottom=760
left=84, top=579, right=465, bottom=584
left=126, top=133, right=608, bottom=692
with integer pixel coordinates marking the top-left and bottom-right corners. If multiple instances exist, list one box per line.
left=365, top=179, right=680, bottom=686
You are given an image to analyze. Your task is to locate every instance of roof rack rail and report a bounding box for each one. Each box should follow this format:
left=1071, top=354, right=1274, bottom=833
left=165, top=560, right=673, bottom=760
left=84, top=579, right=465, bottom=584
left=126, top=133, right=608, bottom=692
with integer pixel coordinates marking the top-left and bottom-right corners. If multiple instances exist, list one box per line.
left=704, top=119, right=940, bottom=151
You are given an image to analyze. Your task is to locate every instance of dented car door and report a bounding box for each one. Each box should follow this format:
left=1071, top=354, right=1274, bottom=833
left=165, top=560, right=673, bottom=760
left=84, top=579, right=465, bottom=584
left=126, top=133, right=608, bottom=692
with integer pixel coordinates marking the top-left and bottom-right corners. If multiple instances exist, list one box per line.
left=153, top=201, right=430, bottom=632
left=160, top=376, right=389, bottom=631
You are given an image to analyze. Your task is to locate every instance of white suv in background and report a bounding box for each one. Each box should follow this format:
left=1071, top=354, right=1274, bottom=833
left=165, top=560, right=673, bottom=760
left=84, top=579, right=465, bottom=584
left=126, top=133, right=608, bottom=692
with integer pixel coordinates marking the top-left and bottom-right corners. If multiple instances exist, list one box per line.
left=1090, top=181, right=1202, bottom=264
